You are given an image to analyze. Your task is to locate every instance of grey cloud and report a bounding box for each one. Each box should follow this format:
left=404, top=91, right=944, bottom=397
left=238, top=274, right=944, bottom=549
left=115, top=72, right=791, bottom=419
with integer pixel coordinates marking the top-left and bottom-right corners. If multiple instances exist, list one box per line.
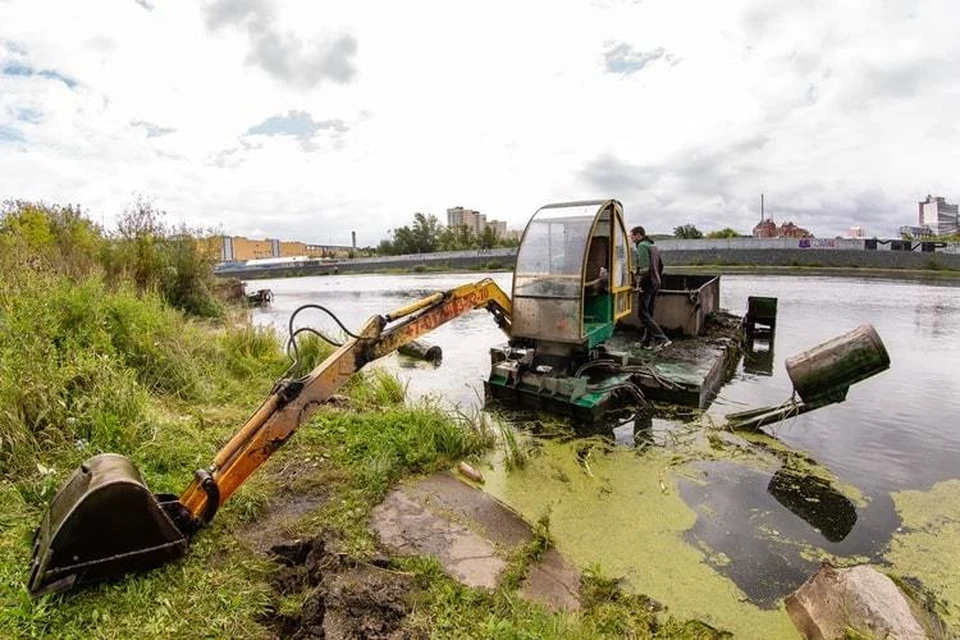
left=743, top=0, right=826, bottom=44
left=757, top=188, right=905, bottom=237
left=87, top=36, right=117, bottom=53
left=247, top=31, right=357, bottom=87
left=207, top=138, right=263, bottom=168
left=14, top=107, right=42, bottom=123
left=204, top=0, right=267, bottom=29
left=580, top=153, right=661, bottom=193
left=579, top=146, right=913, bottom=237
left=133, top=0, right=154, bottom=10
left=1, top=41, right=26, bottom=56
left=604, top=43, right=675, bottom=74
left=203, top=0, right=358, bottom=89
left=209, top=146, right=244, bottom=168
left=131, top=120, right=176, bottom=138
left=852, top=57, right=956, bottom=105
left=582, top=135, right=769, bottom=203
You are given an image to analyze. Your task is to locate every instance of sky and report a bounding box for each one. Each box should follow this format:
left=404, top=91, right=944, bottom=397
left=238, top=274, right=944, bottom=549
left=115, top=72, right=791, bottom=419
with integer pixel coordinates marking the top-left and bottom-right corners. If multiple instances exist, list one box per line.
left=1, top=0, right=959, bottom=246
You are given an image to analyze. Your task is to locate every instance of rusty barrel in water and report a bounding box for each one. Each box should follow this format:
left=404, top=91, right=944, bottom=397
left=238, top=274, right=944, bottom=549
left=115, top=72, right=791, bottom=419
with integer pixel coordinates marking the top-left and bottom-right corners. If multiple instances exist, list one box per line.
left=785, top=324, right=890, bottom=404
left=398, top=339, right=442, bottom=364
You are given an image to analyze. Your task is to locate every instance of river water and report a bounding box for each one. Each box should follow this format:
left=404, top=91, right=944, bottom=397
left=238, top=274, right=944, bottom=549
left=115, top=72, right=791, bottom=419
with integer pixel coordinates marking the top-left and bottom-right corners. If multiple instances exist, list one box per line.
left=249, top=271, right=960, bottom=628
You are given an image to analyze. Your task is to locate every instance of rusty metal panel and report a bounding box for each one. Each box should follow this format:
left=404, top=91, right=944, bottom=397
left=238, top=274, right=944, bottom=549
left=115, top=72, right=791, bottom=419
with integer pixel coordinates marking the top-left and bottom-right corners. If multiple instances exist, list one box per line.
left=654, top=274, right=721, bottom=337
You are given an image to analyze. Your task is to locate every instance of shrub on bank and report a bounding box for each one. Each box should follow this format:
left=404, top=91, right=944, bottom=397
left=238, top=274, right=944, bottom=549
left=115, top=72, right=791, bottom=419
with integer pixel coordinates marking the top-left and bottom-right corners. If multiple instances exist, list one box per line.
left=2, top=200, right=222, bottom=317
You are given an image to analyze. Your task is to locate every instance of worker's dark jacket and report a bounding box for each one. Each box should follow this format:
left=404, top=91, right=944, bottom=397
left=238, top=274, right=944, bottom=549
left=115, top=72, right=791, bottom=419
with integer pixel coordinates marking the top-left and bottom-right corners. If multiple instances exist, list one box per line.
left=635, top=238, right=664, bottom=289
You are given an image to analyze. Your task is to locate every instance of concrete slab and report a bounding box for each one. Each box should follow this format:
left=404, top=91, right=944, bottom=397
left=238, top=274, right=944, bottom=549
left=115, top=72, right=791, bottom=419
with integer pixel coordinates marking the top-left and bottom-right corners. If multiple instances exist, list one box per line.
left=371, top=471, right=581, bottom=609
left=405, top=472, right=531, bottom=548
left=371, top=487, right=507, bottom=589
left=521, top=547, right=582, bottom=612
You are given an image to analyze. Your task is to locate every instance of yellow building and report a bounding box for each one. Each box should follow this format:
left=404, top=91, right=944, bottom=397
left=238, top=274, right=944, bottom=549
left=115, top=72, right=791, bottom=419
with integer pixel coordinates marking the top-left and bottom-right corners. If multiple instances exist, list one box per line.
left=210, top=235, right=355, bottom=261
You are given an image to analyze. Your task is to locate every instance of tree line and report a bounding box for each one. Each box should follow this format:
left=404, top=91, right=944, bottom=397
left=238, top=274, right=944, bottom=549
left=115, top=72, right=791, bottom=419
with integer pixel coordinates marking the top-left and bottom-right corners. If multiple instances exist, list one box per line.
left=671, top=224, right=740, bottom=239
left=376, top=215, right=748, bottom=255
left=376, top=213, right=520, bottom=256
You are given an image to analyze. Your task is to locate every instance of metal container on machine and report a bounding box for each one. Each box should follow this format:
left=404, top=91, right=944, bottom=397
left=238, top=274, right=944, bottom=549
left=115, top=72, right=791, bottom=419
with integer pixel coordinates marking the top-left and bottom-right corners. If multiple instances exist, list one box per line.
left=653, top=273, right=720, bottom=337
left=785, top=324, right=890, bottom=404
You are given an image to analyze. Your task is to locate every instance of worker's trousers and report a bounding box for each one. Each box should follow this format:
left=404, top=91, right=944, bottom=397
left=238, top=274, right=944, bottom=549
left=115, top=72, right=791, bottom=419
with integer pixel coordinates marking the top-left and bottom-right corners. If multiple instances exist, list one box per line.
left=638, top=288, right=668, bottom=343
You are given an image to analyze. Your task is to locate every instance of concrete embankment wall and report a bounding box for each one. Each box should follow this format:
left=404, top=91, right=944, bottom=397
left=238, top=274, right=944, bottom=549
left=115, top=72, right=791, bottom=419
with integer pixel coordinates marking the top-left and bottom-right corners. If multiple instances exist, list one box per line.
left=665, top=248, right=960, bottom=270
left=218, top=241, right=960, bottom=279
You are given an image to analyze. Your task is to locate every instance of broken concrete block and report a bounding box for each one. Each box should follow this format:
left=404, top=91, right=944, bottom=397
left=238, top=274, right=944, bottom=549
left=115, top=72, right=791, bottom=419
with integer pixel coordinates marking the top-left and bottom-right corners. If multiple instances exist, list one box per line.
left=785, top=563, right=926, bottom=639
left=371, top=471, right=581, bottom=610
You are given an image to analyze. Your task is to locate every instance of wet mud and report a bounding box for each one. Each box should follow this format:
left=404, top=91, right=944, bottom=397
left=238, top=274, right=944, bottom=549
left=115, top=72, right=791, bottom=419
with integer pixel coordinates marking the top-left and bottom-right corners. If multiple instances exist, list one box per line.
left=259, top=534, right=420, bottom=640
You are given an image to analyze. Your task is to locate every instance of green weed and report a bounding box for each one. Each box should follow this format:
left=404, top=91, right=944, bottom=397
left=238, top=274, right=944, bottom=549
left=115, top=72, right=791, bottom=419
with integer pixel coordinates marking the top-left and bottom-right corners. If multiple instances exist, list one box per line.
left=500, top=421, right=529, bottom=470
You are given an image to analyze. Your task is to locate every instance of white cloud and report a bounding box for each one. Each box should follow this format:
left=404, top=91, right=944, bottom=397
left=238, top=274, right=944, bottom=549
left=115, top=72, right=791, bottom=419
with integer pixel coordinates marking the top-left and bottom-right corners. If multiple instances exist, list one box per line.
left=1, top=0, right=958, bottom=245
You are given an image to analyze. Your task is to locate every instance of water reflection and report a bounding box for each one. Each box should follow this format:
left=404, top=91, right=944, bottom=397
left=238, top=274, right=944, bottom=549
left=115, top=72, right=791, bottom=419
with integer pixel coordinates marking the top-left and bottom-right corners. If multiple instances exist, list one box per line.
left=913, top=300, right=955, bottom=339
left=743, top=335, right=775, bottom=377
left=680, top=461, right=818, bottom=607
left=767, top=469, right=857, bottom=543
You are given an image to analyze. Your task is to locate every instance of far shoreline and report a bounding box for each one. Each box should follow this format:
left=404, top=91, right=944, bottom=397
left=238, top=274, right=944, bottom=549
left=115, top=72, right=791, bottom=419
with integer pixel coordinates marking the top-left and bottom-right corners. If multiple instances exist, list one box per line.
left=242, top=262, right=960, bottom=283
left=668, top=263, right=960, bottom=281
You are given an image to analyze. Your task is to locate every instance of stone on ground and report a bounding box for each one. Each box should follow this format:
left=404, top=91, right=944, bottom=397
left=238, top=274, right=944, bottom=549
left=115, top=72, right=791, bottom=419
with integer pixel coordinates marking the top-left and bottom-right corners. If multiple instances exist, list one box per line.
left=785, top=563, right=927, bottom=639
left=371, top=471, right=580, bottom=611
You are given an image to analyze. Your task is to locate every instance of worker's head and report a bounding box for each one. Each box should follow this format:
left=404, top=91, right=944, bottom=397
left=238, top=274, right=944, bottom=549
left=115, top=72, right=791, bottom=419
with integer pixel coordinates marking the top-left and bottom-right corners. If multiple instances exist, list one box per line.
left=630, top=226, right=646, bottom=242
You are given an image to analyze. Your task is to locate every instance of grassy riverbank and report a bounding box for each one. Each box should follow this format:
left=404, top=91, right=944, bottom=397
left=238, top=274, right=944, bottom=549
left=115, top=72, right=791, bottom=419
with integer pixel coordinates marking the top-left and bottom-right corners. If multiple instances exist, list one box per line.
left=0, top=202, right=726, bottom=638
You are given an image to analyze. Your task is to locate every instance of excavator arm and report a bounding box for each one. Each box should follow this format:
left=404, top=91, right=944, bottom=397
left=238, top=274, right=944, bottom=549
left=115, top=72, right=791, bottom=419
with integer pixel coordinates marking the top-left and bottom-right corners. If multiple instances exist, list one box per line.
left=28, top=277, right=514, bottom=598
left=29, top=278, right=511, bottom=595
left=179, top=277, right=511, bottom=520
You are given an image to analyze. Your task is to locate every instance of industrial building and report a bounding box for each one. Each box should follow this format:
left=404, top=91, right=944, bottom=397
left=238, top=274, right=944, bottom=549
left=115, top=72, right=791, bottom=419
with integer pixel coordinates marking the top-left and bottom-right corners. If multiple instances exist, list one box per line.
left=918, top=195, right=958, bottom=237
left=210, top=234, right=356, bottom=262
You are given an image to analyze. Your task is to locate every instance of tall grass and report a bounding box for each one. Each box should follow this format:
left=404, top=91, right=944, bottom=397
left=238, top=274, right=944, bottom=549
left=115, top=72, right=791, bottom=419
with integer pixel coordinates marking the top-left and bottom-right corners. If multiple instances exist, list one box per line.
left=2, top=199, right=223, bottom=317
left=309, top=391, right=494, bottom=501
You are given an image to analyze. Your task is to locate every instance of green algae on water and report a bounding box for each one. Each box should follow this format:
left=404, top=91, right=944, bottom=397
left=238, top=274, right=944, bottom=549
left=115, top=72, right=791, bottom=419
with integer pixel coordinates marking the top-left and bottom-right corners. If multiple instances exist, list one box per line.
left=481, top=438, right=800, bottom=639
left=886, top=479, right=960, bottom=629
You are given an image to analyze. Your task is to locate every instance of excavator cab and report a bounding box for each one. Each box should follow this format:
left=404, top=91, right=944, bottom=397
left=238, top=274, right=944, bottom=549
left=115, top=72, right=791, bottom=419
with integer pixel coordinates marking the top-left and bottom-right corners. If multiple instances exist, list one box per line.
left=511, top=199, right=632, bottom=352
left=486, top=200, right=637, bottom=418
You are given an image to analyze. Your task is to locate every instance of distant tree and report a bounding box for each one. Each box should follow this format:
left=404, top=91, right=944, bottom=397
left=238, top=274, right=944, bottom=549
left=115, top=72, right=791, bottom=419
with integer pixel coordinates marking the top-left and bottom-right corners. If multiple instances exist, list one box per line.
left=673, top=224, right=703, bottom=239
left=479, top=225, right=498, bottom=249
left=377, top=237, right=396, bottom=255
left=377, top=212, right=518, bottom=255
left=706, top=227, right=739, bottom=239
left=438, top=224, right=475, bottom=251
left=379, top=212, right=443, bottom=255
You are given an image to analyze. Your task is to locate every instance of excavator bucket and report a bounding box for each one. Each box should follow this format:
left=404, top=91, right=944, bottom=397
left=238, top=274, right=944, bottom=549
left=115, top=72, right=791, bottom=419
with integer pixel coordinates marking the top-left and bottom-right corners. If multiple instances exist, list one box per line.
left=28, top=454, right=191, bottom=596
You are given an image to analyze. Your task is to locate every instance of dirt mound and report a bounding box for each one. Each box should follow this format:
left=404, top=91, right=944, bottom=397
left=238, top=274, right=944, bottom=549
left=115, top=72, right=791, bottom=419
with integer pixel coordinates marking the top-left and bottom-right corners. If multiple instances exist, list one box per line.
left=259, top=534, right=422, bottom=640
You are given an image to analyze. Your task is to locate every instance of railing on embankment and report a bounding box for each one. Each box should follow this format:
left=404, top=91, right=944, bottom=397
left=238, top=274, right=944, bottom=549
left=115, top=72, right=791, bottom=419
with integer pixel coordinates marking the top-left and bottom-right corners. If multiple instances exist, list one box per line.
left=215, top=239, right=960, bottom=279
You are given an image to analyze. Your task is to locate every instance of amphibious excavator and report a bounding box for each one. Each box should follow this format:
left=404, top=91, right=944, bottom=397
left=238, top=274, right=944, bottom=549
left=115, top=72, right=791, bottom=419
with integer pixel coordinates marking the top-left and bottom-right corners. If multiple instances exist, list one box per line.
left=29, top=198, right=647, bottom=595
left=28, top=199, right=890, bottom=595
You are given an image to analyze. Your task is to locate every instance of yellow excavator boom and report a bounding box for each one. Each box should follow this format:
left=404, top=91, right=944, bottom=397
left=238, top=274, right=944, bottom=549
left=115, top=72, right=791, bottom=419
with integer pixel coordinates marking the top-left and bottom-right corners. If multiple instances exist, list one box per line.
left=28, top=278, right=511, bottom=595
left=180, top=277, right=511, bottom=517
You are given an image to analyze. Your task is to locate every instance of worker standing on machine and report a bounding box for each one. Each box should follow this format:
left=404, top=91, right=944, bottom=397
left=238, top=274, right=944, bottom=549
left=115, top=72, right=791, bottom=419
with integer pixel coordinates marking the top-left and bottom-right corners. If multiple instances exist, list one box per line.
left=630, top=226, right=670, bottom=349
